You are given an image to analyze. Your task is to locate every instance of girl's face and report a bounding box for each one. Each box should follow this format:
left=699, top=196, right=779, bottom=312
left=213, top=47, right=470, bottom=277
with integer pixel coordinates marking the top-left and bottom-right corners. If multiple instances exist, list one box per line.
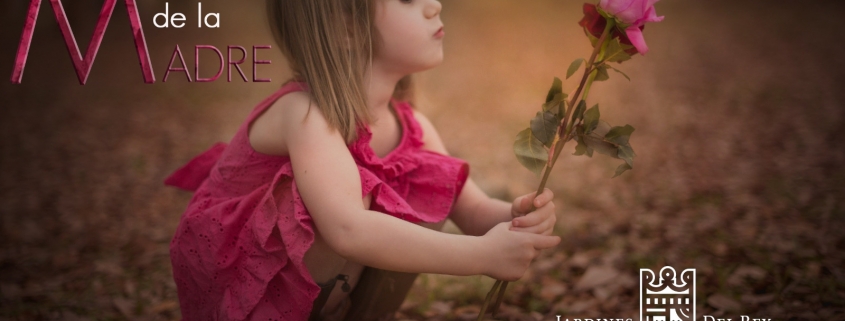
left=373, top=0, right=444, bottom=75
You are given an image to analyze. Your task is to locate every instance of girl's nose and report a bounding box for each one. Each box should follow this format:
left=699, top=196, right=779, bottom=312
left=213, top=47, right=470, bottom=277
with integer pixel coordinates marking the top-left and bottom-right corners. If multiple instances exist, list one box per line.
left=424, top=0, right=442, bottom=19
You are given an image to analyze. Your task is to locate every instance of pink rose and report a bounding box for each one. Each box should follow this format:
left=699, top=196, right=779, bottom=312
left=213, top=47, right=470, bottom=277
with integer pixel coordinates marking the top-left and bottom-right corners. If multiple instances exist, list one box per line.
left=578, top=4, right=639, bottom=55
left=598, top=0, right=664, bottom=54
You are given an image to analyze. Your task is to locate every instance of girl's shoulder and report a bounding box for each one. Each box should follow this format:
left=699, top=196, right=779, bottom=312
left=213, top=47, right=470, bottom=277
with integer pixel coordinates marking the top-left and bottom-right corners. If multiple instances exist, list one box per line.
left=247, top=88, right=315, bottom=158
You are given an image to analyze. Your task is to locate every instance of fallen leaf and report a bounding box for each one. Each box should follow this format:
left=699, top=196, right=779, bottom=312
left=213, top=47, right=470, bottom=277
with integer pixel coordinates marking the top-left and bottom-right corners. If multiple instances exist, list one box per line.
left=424, top=300, right=453, bottom=318
left=568, top=252, right=596, bottom=269
left=575, top=265, right=619, bottom=291
left=453, top=305, right=480, bottom=321
left=60, top=311, right=92, bottom=321
left=599, top=249, right=624, bottom=266
left=592, top=284, right=619, bottom=302
left=112, top=297, right=134, bottom=318
left=1, top=283, right=22, bottom=300
left=707, top=294, right=741, bottom=312
left=534, top=256, right=560, bottom=273
left=399, top=298, right=419, bottom=311
left=740, top=293, right=775, bottom=305
left=440, top=283, right=467, bottom=297
left=539, top=280, right=567, bottom=301
left=554, top=299, right=595, bottom=314
left=615, top=273, right=637, bottom=289
left=150, top=300, right=179, bottom=314
left=727, top=265, right=767, bottom=287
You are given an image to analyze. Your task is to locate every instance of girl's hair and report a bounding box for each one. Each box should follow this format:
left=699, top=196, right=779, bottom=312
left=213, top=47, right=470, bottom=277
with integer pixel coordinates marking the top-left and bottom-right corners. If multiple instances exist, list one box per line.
left=267, top=0, right=416, bottom=145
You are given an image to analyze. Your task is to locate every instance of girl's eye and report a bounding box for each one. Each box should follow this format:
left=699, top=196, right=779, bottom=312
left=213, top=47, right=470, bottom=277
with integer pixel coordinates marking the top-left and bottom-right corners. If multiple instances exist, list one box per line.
left=399, top=0, right=413, bottom=3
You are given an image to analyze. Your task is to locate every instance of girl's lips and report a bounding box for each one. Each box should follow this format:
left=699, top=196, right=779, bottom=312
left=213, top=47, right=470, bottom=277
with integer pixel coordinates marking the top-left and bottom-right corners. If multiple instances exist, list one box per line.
left=434, top=27, right=444, bottom=38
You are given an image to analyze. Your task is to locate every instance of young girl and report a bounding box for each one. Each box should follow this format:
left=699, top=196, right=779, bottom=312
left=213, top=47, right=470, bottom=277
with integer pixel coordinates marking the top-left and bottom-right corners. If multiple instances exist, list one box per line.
left=164, top=0, right=561, bottom=320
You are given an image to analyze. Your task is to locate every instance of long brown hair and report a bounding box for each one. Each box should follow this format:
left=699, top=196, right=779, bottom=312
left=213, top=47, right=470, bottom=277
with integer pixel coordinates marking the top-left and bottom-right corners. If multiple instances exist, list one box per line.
left=267, top=0, right=415, bottom=145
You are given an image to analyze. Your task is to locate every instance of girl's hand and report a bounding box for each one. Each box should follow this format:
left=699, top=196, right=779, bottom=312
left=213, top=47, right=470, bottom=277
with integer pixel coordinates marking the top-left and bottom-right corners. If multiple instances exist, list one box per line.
left=478, top=222, right=561, bottom=281
left=510, top=188, right=557, bottom=236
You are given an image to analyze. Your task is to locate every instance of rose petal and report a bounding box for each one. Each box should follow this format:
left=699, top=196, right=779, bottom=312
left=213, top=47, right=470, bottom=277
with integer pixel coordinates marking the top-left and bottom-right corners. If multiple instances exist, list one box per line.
left=600, top=0, right=635, bottom=17
left=625, top=26, right=649, bottom=55
left=634, top=6, right=664, bottom=26
left=613, top=0, right=646, bottom=24
left=618, top=25, right=643, bottom=55
left=579, top=3, right=606, bottom=40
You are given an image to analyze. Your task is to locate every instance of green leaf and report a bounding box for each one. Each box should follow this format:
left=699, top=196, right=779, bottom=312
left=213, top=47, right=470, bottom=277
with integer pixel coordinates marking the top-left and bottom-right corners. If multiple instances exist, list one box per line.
left=573, top=118, right=638, bottom=178
left=567, top=58, right=584, bottom=79
left=514, top=128, right=548, bottom=176
left=582, top=104, right=600, bottom=134
left=542, top=94, right=568, bottom=121
left=607, top=65, right=630, bottom=81
left=617, top=143, right=635, bottom=168
left=593, top=64, right=610, bottom=82
left=605, top=124, right=635, bottom=145
left=573, top=135, right=589, bottom=156
left=572, top=100, right=587, bottom=123
left=612, top=163, right=632, bottom=178
left=572, top=126, right=589, bottom=157
left=583, top=133, right=618, bottom=157
left=592, top=120, right=612, bottom=137
left=530, top=111, right=560, bottom=148
left=603, top=37, right=633, bottom=63
left=582, top=120, right=617, bottom=157
left=545, top=77, right=563, bottom=103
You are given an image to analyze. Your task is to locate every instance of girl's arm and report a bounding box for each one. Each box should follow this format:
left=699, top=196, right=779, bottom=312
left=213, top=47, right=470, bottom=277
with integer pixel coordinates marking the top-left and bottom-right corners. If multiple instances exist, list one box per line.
left=412, top=110, right=556, bottom=237
left=274, top=94, right=559, bottom=278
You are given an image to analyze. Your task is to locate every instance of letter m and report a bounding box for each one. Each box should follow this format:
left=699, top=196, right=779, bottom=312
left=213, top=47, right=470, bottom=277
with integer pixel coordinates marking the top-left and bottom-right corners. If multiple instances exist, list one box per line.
left=10, top=0, right=155, bottom=84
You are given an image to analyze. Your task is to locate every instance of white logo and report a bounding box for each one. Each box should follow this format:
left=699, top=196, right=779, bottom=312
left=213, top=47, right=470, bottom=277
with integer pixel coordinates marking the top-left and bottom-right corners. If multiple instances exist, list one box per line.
left=640, top=266, right=696, bottom=321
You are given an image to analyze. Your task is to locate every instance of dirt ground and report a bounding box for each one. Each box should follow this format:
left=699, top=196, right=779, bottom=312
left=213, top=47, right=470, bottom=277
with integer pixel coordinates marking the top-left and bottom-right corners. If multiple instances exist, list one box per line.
left=1, top=0, right=844, bottom=320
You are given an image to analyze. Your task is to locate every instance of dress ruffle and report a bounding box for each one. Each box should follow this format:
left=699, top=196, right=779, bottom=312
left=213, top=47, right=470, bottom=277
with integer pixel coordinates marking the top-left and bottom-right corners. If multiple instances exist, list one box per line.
left=164, top=81, right=470, bottom=321
left=348, top=103, right=470, bottom=223
left=163, top=142, right=227, bottom=192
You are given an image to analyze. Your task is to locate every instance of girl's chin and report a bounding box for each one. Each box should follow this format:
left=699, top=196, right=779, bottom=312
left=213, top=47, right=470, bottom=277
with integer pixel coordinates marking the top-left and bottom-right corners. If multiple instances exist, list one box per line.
left=420, top=55, right=445, bottom=69
left=413, top=61, right=444, bottom=73
left=387, top=52, right=444, bottom=74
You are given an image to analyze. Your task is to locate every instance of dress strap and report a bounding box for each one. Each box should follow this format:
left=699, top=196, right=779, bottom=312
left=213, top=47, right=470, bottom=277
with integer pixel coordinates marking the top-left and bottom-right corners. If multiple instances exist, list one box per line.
left=388, top=98, right=424, bottom=149
left=244, top=79, right=309, bottom=126
left=164, top=80, right=309, bottom=192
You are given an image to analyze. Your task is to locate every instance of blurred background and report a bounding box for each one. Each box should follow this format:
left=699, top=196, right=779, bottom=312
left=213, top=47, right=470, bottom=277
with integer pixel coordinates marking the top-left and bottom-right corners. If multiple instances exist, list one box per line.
left=1, top=0, right=844, bottom=320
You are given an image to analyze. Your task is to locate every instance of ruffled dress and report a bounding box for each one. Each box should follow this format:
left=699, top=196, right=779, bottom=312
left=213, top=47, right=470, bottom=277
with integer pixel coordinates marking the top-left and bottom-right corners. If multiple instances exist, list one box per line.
left=164, top=80, right=470, bottom=321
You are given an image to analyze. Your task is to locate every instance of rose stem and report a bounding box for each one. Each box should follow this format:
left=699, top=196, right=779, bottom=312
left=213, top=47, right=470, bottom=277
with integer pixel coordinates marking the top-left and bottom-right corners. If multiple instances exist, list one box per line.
left=476, top=277, right=502, bottom=321
left=484, top=20, right=615, bottom=319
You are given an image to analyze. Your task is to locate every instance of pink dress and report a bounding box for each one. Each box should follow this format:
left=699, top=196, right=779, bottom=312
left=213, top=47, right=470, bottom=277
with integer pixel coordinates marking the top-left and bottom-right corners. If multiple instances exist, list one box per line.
left=164, top=80, right=470, bottom=321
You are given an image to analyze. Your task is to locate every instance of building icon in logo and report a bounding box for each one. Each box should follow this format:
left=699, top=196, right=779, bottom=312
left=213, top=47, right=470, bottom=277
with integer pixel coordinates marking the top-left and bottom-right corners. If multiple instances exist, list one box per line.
left=640, top=266, right=696, bottom=321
